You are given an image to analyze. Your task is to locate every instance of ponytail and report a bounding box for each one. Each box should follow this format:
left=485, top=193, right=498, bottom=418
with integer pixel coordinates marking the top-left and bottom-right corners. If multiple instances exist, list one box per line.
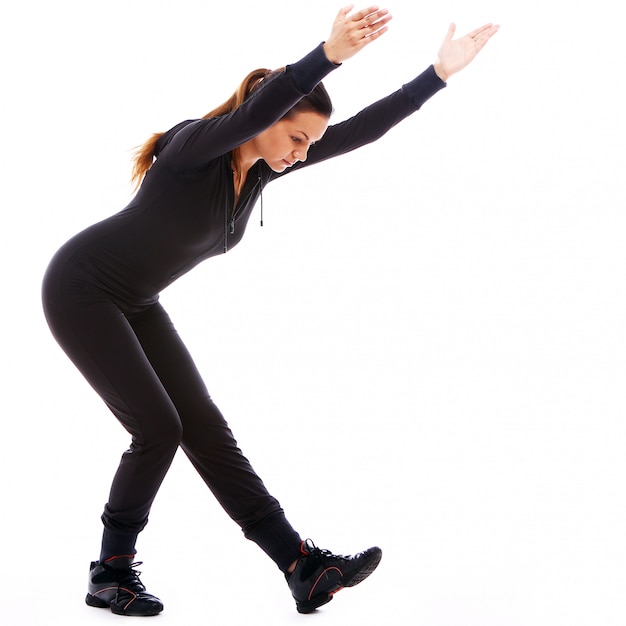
left=130, top=132, right=162, bottom=190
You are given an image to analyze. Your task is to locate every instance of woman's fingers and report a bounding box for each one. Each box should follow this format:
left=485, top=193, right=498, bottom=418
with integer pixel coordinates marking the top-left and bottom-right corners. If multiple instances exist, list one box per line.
left=466, top=23, right=497, bottom=41
left=324, top=5, right=392, bottom=63
left=350, top=5, right=382, bottom=22
left=360, top=9, right=392, bottom=37
left=444, top=22, right=457, bottom=41
left=353, top=7, right=391, bottom=31
left=335, top=4, right=355, bottom=21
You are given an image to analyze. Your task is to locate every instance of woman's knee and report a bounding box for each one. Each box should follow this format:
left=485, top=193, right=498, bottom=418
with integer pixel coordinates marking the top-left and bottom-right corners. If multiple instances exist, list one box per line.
left=144, top=409, right=184, bottom=447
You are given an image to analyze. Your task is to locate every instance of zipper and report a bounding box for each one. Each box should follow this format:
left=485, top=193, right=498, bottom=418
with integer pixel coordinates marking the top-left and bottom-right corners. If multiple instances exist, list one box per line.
left=224, top=174, right=262, bottom=253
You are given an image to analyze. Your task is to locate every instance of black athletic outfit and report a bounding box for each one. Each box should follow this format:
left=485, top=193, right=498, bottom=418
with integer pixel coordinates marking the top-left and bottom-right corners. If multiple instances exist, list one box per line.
left=42, top=43, right=445, bottom=572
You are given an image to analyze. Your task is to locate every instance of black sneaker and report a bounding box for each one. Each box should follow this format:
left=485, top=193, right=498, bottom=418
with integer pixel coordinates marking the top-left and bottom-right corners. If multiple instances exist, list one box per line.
left=85, top=556, right=164, bottom=616
left=286, top=539, right=382, bottom=614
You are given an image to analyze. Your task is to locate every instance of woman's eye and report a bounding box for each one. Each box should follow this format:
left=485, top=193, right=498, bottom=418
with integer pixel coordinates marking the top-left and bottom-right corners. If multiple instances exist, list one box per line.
left=291, top=136, right=302, bottom=143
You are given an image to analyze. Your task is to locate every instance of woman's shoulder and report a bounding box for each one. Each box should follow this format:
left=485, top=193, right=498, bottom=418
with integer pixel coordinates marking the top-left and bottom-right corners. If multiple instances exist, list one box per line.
left=155, top=119, right=201, bottom=156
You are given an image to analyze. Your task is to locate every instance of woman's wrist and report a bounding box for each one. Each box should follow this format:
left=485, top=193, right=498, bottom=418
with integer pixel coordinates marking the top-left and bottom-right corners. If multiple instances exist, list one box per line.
left=288, top=43, right=340, bottom=93
left=322, top=41, right=342, bottom=66
left=433, top=62, right=449, bottom=82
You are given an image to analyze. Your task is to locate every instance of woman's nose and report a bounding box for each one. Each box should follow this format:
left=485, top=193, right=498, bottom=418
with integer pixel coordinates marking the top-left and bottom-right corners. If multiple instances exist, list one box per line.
left=294, top=145, right=309, bottom=162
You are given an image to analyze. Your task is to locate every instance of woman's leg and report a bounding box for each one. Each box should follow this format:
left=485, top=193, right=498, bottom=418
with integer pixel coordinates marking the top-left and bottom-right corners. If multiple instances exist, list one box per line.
left=43, top=275, right=382, bottom=612
left=42, top=284, right=183, bottom=557
left=129, top=303, right=302, bottom=572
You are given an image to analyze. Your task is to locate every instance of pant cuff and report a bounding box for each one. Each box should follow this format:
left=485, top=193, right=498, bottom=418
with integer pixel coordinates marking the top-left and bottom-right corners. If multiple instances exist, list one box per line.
left=245, top=511, right=302, bottom=573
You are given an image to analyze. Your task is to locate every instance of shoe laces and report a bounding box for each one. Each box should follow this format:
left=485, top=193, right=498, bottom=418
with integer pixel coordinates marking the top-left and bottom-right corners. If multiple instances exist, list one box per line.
left=126, top=560, right=143, bottom=574
left=302, top=539, right=347, bottom=562
left=115, top=561, right=145, bottom=586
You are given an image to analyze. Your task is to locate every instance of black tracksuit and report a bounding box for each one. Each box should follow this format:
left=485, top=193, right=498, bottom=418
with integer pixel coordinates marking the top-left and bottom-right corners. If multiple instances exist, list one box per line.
left=41, top=43, right=445, bottom=571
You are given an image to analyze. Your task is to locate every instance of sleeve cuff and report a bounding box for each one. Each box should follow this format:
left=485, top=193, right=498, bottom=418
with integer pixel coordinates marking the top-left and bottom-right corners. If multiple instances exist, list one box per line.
left=286, top=42, right=340, bottom=94
left=402, top=65, right=447, bottom=109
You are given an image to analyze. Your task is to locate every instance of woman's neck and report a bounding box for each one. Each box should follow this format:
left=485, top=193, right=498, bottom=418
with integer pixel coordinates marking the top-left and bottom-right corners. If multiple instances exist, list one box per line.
left=232, top=141, right=258, bottom=201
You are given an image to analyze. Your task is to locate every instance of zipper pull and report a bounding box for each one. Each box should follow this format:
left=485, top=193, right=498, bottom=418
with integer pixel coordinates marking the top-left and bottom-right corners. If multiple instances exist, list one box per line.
left=230, top=217, right=235, bottom=235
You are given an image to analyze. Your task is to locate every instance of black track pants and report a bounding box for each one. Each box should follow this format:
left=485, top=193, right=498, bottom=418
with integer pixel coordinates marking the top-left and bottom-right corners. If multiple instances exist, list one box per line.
left=42, top=264, right=301, bottom=571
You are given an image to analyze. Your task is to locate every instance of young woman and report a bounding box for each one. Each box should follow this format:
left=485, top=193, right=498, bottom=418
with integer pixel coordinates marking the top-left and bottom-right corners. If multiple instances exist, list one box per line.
left=42, top=5, right=498, bottom=616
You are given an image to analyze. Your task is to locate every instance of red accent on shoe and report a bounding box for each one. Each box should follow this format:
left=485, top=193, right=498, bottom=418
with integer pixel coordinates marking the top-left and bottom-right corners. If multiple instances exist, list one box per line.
left=118, top=587, right=139, bottom=612
left=308, top=567, right=343, bottom=600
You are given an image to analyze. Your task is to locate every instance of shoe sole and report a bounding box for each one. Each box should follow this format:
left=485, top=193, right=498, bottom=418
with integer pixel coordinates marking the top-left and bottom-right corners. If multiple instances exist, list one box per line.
left=85, top=593, right=110, bottom=609
left=85, top=593, right=163, bottom=616
left=343, top=547, right=382, bottom=588
left=296, top=592, right=334, bottom=614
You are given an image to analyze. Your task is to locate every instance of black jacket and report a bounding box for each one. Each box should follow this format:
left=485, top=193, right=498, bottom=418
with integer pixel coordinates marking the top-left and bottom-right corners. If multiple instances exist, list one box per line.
left=46, top=43, right=445, bottom=314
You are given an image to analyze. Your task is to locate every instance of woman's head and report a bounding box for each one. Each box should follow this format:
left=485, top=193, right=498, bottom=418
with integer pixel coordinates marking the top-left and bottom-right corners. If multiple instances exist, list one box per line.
left=220, top=71, right=333, bottom=173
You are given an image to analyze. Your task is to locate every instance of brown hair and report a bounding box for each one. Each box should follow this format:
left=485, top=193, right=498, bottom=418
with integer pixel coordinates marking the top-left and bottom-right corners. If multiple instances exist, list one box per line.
left=130, top=69, right=333, bottom=189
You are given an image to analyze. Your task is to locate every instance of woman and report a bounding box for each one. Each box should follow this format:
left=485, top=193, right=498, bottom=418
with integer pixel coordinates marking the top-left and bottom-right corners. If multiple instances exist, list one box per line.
left=42, top=5, right=498, bottom=616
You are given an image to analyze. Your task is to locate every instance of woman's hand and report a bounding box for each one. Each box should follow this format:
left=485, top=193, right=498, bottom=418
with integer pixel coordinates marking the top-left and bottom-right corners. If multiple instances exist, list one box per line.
left=433, top=22, right=500, bottom=82
left=323, top=5, right=392, bottom=64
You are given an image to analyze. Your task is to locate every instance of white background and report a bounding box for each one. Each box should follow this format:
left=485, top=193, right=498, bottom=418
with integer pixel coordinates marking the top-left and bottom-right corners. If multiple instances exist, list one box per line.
left=2, top=1, right=625, bottom=624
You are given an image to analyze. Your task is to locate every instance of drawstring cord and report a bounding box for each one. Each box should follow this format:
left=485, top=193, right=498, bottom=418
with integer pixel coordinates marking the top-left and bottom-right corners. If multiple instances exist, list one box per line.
left=259, top=176, right=264, bottom=227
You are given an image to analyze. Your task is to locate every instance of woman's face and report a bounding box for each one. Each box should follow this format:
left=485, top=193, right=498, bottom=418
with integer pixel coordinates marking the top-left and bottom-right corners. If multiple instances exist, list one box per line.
left=253, top=111, right=329, bottom=172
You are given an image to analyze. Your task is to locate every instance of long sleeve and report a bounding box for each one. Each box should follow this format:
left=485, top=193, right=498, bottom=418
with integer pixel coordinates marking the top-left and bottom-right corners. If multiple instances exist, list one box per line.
left=158, top=44, right=339, bottom=174
left=273, top=65, right=446, bottom=176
